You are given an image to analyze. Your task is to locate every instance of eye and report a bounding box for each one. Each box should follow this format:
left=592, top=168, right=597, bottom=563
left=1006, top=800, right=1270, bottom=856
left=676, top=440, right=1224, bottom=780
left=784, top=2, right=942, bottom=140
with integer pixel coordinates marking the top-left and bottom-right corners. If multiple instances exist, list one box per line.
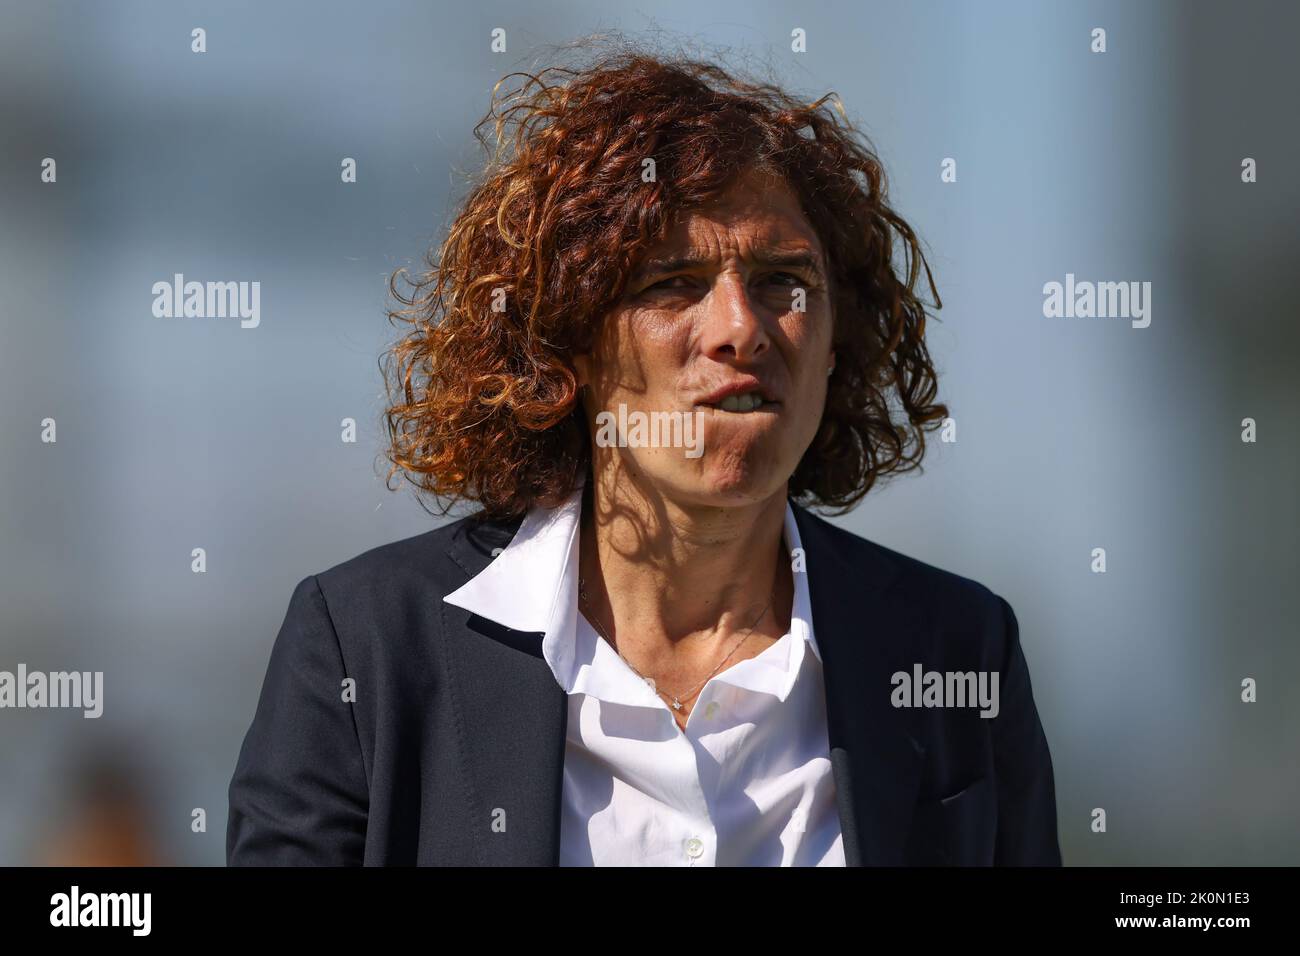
left=642, top=275, right=694, bottom=293
left=763, top=272, right=807, bottom=287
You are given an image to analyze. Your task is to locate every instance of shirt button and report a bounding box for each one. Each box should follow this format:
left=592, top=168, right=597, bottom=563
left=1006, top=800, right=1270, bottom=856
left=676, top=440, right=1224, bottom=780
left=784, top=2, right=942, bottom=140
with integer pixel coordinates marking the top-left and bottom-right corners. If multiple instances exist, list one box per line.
left=684, top=837, right=704, bottom=860
left=704, top=701, right=720, bottom=719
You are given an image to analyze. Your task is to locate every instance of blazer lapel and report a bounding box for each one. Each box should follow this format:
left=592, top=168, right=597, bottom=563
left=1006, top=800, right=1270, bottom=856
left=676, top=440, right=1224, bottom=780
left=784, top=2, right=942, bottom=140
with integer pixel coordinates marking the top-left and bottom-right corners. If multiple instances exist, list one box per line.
left=792, top=502, right=927, bottom=866
left=441, top=513, right=567, bottom=865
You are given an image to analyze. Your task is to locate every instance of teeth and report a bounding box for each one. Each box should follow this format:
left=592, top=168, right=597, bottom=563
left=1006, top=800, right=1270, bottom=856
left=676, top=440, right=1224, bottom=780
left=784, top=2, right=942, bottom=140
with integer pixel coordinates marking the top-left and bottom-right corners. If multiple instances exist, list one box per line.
left=718, top=392, right=763, bottom=412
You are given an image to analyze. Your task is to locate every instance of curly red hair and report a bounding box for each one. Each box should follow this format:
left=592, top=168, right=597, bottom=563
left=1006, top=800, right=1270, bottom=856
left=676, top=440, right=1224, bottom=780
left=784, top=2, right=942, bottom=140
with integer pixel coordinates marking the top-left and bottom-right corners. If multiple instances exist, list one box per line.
left=382, top=44, right=948, bottom=520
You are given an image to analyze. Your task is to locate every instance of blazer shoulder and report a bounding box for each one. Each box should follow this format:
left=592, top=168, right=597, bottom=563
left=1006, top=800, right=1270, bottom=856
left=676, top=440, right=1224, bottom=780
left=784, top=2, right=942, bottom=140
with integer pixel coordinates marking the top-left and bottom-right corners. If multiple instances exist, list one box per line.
left=796, top=503, right=1010, bottom=624
left=310, top=510, right=517, bottom=591
left=285, top=510, right=523, bottom=647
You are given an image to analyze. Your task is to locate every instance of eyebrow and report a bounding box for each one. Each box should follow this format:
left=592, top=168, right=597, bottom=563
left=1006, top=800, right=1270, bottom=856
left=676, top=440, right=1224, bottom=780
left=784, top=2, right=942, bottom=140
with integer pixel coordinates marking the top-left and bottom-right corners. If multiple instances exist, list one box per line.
left=632, top=249, right=826, bottom=280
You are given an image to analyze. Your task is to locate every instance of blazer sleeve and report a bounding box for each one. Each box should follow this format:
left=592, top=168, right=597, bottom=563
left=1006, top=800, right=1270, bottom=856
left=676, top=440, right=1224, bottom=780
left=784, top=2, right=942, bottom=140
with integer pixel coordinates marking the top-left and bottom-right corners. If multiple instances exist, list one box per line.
left=990, top=595, right=1062, bottom=865
left=227, top=574, right=370, bottom=865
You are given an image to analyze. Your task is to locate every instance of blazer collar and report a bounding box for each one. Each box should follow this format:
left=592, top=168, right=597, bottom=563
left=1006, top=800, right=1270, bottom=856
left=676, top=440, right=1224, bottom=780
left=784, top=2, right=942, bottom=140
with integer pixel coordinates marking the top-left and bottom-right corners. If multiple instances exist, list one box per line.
left=438, top=496, right=926, bottom=866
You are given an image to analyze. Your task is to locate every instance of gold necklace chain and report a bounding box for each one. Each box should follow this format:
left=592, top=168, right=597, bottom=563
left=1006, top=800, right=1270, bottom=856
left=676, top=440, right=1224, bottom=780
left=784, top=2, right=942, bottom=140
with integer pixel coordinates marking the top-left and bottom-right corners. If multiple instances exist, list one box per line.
left=577, top=576, right=775, bottom=714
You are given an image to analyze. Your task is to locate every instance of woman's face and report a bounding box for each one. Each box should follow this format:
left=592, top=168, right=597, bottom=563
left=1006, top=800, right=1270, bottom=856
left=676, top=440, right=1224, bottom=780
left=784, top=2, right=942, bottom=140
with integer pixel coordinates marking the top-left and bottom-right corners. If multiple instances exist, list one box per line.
left=576, top=167, right=836, bottom=509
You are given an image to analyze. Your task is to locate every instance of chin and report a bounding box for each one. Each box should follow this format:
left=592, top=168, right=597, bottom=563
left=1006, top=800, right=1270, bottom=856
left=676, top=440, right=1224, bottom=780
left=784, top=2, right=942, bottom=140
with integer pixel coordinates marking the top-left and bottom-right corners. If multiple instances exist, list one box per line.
left=614, top=441, right=795, bottom=509
left=677, top=453, right=792, bottom=507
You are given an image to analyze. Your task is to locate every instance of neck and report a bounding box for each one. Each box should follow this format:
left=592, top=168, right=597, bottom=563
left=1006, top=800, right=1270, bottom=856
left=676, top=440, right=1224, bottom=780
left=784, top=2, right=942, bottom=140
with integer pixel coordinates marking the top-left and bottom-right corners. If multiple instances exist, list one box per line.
left=577, top=459, right=793, bottom=665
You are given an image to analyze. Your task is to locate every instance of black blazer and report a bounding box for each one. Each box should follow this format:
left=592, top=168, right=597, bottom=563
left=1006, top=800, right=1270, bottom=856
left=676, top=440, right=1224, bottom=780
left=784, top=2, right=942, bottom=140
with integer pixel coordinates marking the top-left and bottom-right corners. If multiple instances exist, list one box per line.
left=227, top=500, right=1062, bottom=866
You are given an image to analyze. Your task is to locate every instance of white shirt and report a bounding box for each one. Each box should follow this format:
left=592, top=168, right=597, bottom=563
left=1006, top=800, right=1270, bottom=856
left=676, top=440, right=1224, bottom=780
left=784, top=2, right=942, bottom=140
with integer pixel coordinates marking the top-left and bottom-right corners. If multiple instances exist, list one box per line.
left=443, top=481, right=846, bottom=867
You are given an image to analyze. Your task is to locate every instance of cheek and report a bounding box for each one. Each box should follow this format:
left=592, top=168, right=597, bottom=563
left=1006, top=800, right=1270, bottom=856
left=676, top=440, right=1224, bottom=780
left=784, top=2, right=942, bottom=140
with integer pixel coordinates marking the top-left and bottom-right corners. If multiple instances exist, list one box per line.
left=782, top=306, right=833, bottom=375
left=580, top=321, right=684, bottom=423
left=628, top=307, right=690, bottom=349
left=782, top=312, right=833, bottom=432
left=610, top=311, right=692, bottom=394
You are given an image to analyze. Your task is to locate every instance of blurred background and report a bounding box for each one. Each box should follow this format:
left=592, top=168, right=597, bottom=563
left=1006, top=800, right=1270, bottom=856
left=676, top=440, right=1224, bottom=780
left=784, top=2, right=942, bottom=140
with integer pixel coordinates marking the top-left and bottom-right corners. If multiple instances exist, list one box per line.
left=0, top=0, right=1296, bottom=865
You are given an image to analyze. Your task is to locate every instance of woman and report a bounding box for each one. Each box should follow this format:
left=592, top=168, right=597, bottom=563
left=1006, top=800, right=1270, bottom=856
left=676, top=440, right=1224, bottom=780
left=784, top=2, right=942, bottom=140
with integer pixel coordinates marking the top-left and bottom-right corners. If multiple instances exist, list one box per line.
left=227, top=49, right=1060, bottom=866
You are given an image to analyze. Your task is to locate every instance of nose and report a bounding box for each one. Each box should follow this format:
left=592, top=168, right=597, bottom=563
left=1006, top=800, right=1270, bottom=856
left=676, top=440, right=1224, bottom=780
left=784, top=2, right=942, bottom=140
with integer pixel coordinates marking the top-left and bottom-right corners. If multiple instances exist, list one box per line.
left=698, top=273, right=771, bottom=365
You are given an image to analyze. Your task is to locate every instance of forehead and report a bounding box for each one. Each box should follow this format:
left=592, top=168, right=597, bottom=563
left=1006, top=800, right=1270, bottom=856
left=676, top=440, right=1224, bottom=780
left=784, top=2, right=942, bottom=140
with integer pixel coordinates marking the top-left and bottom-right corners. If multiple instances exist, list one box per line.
left=653, top=168, right=823, bottom=257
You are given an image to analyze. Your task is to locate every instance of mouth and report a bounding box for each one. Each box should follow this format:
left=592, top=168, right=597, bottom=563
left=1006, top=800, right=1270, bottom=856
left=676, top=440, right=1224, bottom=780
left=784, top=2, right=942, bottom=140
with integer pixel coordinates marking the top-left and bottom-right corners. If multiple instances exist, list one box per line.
left=695, top=378, right=782, bottom=414
left=697, top=392, right=781, bottom=414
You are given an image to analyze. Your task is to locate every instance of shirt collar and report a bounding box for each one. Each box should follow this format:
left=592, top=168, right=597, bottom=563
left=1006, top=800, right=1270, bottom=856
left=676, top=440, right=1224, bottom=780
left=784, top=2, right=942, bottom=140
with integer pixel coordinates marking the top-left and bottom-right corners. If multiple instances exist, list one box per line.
left=443, top=477, right=822, bottom=703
